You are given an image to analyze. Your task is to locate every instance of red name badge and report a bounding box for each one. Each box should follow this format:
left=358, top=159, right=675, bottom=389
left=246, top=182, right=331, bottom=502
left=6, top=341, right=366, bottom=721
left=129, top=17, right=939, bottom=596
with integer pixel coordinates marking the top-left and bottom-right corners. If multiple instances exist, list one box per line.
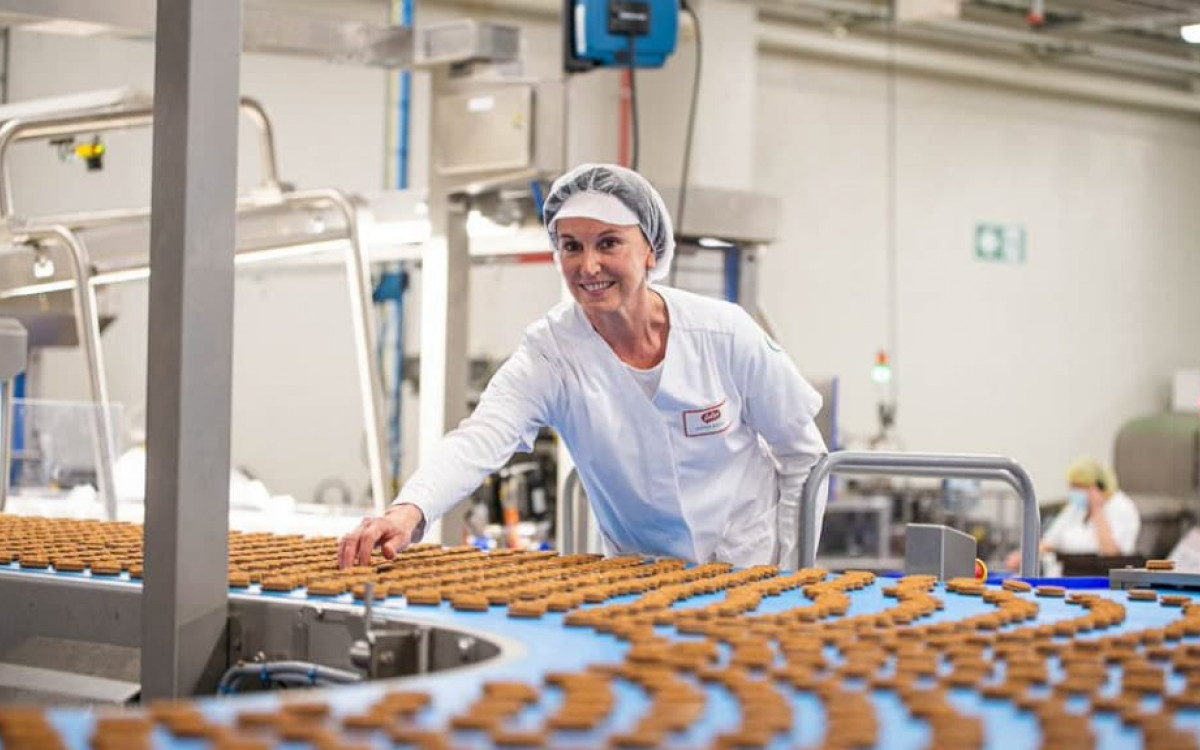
left=682, top=400, right=731, bottom=437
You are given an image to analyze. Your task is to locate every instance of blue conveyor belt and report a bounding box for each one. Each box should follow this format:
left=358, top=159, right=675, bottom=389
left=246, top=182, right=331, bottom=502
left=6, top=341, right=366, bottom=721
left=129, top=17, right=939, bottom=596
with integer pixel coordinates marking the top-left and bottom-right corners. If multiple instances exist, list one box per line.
left=3, top=562, right=1198, bottom=749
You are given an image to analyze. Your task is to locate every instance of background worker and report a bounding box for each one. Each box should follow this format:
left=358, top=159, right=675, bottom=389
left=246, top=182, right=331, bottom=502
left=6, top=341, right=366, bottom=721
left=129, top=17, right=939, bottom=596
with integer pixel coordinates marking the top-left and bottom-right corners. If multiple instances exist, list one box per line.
left=1006, top=458, right=1140, bottom=570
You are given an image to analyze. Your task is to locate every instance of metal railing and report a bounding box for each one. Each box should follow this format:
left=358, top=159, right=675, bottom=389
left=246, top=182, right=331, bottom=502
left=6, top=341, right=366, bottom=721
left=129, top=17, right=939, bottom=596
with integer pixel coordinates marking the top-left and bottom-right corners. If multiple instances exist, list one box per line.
left=0, top=97, right=391, bottom=516
left=799, top=451, right=1041, bottom=577
left=0, top=96, right=283, bottom=223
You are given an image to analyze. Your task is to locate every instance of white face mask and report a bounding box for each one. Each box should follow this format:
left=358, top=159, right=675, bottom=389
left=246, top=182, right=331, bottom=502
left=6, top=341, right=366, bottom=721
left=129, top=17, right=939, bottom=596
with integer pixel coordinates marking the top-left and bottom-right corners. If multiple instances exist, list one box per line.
left=1068, top=488, right=1089, bottom=512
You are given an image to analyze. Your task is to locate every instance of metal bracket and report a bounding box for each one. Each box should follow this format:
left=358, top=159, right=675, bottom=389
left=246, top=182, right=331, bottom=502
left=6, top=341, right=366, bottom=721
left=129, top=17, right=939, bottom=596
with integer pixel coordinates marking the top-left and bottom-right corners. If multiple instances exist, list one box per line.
left=348, top=584, right=424, bottom=679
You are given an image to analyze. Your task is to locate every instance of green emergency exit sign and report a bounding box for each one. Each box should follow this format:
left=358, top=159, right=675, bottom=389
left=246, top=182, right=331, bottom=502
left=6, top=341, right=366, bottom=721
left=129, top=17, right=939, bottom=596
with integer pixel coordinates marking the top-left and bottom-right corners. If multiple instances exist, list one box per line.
left=974, top=223, right=1026, bottom=264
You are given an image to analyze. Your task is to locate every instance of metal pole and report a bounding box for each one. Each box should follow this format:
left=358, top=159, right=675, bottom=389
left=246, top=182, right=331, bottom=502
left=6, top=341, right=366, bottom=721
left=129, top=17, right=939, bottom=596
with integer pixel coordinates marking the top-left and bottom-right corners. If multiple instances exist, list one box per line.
left=237, top=97, right=283, bottom=193
left=418, top=190, right=471, bottom=543
left=141, top=0, right=241, bottom=700
left=418, top=66, right=472, bottom=543
left=15, top=226, right=119, bottom=519
left=0, top=379, right=11, bottom=511
left=558, top=468, right=578, bottom=555
left=314, top=189, right=389, bottom=512
left=798, top=451, right=1041, bottom=577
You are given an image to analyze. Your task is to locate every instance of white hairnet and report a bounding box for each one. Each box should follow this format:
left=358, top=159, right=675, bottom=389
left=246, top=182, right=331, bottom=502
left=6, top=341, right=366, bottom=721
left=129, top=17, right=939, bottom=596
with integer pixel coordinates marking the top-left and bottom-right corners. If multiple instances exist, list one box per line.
left=542, top=163, right=675, bottom=283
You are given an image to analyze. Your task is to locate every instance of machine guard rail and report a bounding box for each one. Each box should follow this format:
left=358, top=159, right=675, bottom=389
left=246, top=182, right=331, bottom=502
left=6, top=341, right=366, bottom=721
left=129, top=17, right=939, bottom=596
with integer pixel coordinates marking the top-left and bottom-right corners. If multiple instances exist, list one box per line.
left=3, top=188, right=390, bottom=518
left=799, top=451, right=1041, bottom=577
left=0, top=96, right=282, bottom=223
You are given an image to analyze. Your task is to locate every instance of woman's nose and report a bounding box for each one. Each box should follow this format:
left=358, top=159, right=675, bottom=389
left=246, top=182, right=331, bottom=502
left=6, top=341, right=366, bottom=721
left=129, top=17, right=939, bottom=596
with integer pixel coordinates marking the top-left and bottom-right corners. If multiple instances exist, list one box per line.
left=580, top=247, right=602, bottom=275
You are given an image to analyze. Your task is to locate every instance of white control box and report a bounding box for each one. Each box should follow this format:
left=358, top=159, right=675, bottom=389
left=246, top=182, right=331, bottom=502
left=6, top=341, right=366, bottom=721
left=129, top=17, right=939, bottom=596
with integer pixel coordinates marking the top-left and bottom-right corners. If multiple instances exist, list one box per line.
left=1172, top=369, right=1200, bottom=413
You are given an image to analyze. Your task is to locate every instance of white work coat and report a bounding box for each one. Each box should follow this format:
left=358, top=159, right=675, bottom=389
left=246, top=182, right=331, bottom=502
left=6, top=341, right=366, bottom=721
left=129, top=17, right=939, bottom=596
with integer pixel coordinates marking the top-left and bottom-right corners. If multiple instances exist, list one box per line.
left=395, top=285, right=828, bottom=568
left=1042, top=491, right=1140, bottom=556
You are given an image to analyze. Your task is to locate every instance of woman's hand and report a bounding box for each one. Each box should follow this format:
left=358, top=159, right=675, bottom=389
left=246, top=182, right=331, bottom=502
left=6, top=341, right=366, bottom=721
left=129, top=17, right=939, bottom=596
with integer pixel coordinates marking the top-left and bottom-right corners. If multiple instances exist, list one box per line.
left=1004, top=550, right=1021, bottom=572
left=337, top=504, right=425, bottom=569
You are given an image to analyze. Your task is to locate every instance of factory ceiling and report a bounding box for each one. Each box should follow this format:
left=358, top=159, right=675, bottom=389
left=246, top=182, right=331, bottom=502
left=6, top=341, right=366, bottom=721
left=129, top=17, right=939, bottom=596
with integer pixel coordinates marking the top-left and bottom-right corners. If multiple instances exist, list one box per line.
left=752, top=0, right=1200, bottom=89
left=0, top=0, right=1195, bottom=88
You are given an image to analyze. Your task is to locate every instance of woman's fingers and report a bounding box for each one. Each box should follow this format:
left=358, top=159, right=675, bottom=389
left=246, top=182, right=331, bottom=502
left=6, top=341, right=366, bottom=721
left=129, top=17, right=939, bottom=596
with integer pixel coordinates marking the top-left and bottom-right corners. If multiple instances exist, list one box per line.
left=339, top=515, right=412, bottom=569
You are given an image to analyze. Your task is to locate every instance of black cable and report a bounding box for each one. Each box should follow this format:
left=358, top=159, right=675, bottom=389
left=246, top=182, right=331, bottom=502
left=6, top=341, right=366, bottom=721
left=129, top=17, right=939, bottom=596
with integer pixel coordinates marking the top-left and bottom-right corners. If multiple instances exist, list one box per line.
left=884, top=1, right=899, bottom=414
left=676, top=1, right=702, bottom=237
left=627, top=33, right=640, bottom=171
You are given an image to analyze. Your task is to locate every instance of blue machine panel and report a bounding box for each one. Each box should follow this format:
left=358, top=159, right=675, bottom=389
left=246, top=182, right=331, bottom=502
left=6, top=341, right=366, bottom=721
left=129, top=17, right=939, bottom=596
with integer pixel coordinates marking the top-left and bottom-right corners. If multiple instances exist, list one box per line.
left=570, top=0, right=679, bottom=69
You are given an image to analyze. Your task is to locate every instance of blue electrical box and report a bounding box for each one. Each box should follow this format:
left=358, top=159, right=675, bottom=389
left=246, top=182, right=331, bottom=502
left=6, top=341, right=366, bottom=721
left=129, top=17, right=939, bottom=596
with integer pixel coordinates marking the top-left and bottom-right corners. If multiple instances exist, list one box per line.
left=566, top=0, right=679, bottom=71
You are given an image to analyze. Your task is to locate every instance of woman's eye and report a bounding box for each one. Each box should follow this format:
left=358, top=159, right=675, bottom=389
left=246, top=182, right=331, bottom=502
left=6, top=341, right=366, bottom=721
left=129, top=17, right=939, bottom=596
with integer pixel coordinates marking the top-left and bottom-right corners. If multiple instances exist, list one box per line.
left=561, top=241, right=581, bottom=253
left=599, top=237, right=621, bottom=250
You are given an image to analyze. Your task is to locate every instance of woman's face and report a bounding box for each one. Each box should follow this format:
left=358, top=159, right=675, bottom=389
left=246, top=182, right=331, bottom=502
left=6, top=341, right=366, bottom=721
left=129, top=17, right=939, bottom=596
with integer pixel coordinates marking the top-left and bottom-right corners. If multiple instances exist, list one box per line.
left=555, top=217, right=656, bottom=317
left=1068, top=481, right=1105, bottom=509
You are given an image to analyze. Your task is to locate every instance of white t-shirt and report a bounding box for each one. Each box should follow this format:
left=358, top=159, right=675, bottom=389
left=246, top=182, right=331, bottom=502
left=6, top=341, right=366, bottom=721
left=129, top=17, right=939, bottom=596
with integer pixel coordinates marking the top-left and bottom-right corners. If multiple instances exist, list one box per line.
left=1042, top=490, right=1141, bottom=555
left=624, top=360, right=665, bottom=401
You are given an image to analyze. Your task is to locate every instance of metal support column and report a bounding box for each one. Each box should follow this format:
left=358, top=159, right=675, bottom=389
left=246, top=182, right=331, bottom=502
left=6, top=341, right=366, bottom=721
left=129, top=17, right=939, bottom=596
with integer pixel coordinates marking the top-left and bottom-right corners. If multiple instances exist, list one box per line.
left=418, top=188, right=471, bottom=544
left=419, top=67, right=471, bottom=543
left=141, top=0, right=241, bottom=699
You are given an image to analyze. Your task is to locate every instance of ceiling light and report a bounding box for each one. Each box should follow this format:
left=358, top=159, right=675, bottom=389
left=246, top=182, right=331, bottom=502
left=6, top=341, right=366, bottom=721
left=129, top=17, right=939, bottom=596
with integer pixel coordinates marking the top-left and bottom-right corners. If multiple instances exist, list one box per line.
left=1182, top=23, right=1200, bottom=44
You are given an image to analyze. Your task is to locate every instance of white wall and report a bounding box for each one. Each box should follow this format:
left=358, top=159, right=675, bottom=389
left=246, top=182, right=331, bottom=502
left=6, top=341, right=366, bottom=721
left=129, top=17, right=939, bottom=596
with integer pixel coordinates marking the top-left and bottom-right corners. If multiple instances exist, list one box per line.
left=755, top=51, right=1200, bottom=495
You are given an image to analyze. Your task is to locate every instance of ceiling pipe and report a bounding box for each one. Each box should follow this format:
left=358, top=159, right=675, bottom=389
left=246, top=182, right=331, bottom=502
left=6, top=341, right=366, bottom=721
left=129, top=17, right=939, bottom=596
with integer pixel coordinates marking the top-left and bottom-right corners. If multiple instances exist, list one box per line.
left=736, top=0, right=1200, bottom=82
left=924, top=17, right=1200, bottom=78
left=1069, top=10, right=1200, bottom=35
left=757, top=21, right=1200, bottom=116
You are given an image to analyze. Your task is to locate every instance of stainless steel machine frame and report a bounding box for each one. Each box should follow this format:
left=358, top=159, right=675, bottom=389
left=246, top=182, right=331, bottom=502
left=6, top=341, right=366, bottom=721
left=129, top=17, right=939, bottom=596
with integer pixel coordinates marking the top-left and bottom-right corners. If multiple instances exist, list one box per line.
left=0, top=318, right=27, bottom=511
left=799, top=451, right=1042, bottom=577
left=816, top=494, right=900, bottom=572
left=1109, top=567, right=1200, bottom=591
left=0, top=97, right=390, bottom=518
left=0, top=569, right=508, bottom=704
left=0, top=10, right=524, bottom=697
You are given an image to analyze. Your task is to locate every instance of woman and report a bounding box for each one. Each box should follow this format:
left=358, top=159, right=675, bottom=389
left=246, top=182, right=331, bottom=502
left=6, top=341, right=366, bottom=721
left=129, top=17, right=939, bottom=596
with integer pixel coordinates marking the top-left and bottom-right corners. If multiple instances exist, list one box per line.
left=339, top=164, right=828, bottom=569
left=1006, top=458, right=1141, bottom=570
left=1042, top=459, right=1140, bottom=556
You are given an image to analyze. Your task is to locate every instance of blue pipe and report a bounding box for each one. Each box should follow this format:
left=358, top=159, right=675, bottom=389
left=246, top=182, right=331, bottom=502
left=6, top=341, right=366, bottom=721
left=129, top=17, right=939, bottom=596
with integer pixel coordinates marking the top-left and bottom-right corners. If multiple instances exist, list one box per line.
left=10, top=372, right=24, bottom=487
left=373, top=269, right=409, bottom=491
left=393, top=268, right=408, bottom=488
left=722, top=245, right=741, bottom=304
left=397, top=0, right=414, bottom=190
left=531, top=180, right=546, bottom=222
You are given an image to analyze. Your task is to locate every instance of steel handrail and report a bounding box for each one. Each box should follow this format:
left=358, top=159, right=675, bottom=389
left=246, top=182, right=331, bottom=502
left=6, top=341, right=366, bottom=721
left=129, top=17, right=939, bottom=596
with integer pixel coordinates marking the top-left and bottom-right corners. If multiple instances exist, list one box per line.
left=9, top=225, right=119, bottom=518
left=0, top=96, right=282, bottom=222
left=799, top=451, right=1041, bottom=577
left=9, top=187, right=390, bottom=517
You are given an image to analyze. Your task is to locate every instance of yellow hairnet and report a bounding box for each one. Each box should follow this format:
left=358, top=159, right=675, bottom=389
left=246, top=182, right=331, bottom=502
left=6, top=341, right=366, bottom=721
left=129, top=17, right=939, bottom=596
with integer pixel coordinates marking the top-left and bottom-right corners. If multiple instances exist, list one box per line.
left=1066, top=458, right=1119, bottom=493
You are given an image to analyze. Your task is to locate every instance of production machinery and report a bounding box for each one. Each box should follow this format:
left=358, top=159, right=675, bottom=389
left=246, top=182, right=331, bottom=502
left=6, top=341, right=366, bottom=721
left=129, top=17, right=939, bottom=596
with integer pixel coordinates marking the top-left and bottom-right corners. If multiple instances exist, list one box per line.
left=2, top=448, right=1038, bottom=709
left=0, top=19, right=526, bottom=521
left=564, top=0, right=681, bottom=72
left=817, top=474, right=1025, bottom=573
left=1114, top=412, right=1200, bottom=557
left=0, top=533, right=503, bottom=705
left=0, top=88, right=395, bottom=520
